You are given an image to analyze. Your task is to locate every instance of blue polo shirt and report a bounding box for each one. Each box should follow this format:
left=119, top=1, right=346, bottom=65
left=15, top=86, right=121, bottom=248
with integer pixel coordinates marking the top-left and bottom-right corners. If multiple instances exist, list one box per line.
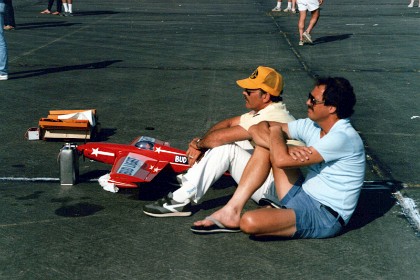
left=288, top=118, right=366, bottom=223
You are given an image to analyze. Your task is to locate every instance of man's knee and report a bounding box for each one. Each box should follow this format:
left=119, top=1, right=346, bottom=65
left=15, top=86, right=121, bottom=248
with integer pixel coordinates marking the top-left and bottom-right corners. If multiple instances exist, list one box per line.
left=240, top=212, right=260, bottom=234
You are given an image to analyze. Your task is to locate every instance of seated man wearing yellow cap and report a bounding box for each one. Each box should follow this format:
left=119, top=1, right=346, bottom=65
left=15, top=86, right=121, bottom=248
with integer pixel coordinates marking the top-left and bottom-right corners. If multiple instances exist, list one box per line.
left=143, top=66, right=302, bottom=225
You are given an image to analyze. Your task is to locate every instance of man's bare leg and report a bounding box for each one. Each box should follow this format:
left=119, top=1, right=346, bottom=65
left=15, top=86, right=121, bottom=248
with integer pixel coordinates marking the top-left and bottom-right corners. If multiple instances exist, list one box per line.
left=305, top=9, right=320, bottom=34
left=240, top=167, right=301, bottom=237
left=298, top=10, right=307, bottom=42
left=241, top=208, right=297, bottom=237
left=193, top=146, right=271, bottom=229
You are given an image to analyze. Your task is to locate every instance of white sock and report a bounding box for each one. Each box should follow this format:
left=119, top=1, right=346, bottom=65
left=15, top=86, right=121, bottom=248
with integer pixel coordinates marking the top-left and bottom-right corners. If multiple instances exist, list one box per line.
left=63, top=3, right=69, bottom=12
left=68, top=4, right=73, bottom=13
left=288, top=2, right=292, bottom=8
left=277, top=1, right=281, bottom=8
left=172, top=181, right=196, bottom=203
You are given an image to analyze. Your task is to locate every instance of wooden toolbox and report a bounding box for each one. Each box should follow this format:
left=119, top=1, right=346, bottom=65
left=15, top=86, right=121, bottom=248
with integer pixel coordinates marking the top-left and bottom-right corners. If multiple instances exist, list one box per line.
left=38, top=109, right=98, bottom=140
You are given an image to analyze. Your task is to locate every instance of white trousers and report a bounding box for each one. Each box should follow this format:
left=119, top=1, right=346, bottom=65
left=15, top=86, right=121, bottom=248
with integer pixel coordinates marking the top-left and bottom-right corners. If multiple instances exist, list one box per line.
left=174, top=141, right=275, bottom=203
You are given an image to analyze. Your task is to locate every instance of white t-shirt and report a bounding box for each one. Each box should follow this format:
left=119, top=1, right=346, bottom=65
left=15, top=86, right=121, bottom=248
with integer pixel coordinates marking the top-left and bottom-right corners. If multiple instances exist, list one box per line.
left=240, top=102, right=303, bottom=146
left=288, top=118, right=366, bottom=223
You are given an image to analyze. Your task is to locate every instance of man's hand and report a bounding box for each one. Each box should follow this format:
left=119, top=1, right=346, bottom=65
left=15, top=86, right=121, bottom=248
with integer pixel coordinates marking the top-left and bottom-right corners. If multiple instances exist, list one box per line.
left=288, top=146, right=312, bottom=162
left=248, top=121, right=270, bottom=148
left=186, top=137, right=204, bottom=166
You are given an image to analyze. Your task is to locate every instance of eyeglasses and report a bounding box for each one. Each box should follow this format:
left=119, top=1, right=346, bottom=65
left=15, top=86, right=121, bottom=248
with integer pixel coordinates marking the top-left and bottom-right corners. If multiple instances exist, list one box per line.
left=244, top=89, right=260, bottom=96
left=308, top=92, right=325, bottom=105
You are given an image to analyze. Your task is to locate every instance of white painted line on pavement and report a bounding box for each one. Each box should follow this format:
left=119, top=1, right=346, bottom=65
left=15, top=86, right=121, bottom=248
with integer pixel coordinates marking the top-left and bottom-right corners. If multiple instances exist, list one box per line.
left=394, top=191, right=420, bottom=233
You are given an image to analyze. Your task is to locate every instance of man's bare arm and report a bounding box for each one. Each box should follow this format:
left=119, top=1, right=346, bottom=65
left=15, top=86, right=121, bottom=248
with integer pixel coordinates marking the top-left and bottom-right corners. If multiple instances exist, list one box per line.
left=248, top=121, right=289, bottom=149
left=186, top=115, right=249, bottom=165
left=193, top=115, right=249, bottom=148
left=269, top=126, right=324, bottom=168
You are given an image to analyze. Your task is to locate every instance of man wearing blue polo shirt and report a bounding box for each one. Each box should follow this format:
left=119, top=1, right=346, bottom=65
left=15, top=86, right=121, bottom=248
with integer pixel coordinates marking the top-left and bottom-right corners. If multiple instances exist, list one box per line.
left=192, top=77, right=365, bottom=239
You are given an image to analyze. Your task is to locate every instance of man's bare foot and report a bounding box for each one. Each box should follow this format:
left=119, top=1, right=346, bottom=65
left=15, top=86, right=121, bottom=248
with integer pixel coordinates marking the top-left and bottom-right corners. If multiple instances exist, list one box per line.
left=193, top=206, right=241, bottom=229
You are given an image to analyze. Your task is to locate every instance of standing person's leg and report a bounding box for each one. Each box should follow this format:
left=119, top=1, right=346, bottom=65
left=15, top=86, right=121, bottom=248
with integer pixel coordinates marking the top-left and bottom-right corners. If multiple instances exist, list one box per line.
left=284, top=0, right=293, bottom=12
left=67, top=0, right=73, bottom=15
left=298, top=9, right=307, bottom=45
left=0, top=2, right=8, bottom=79
left=301, top=8, right=319, bottom=44
left=56, top=0, right=62, bottom=13
left=272, top=1, right=282, bottom=11
left=62, top=0, right=68, bottom=15
left=51, top=0, right=62, bottom=15
left=302, top=0, right=323, bottom=43
left=296, top=0, right=308, bottom=45
left=3, top=0, right=15, bottom=29
left=291, top=0, right=297, bottom=12
left=41, top=0, right=54, bottom=14
left=305, top=8, right=320, bottom=35
left=48, top=0, right=54, bottom=11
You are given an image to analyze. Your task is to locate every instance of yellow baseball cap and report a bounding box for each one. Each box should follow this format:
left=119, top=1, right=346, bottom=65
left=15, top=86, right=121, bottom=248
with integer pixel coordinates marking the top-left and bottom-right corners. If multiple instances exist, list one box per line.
left=236, top=66, right=284, bottom=96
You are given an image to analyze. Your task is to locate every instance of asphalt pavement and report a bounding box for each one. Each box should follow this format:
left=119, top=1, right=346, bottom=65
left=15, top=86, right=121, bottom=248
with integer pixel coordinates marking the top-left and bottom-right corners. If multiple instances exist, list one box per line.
left=0, top=0, right=419, bottom=279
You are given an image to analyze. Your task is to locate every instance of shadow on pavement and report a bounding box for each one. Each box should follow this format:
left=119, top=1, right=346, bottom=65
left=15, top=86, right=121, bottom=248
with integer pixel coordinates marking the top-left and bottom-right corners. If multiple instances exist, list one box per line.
left=313, top=34, right=352, bottom=45
left=9, top=60, right=123, bottom=79
left=15, top=21, right=81, bottom=30
left=344, top=180, right=403, bottom=232
left=73, top=11, right=120, bottom=16
left=94, top=128, right=118, bottom=142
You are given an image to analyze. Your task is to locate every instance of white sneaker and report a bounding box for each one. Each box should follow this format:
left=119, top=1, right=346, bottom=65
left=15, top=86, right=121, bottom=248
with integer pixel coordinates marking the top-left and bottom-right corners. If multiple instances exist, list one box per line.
left=408, top=3, right=413, bottom=7
left=272, top=6, right=281, bottom=11
left=283, top=7, right=291, bottom=12
left=299, top=40, right=304, bottom=46
left=0, top=75, right=8, bottom=81
left=303, top=31, right=313, bottom=44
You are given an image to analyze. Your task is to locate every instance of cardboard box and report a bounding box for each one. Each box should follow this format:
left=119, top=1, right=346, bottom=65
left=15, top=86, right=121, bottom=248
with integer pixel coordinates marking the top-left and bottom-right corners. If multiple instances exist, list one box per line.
left=26, top=127, right=40, bottom=141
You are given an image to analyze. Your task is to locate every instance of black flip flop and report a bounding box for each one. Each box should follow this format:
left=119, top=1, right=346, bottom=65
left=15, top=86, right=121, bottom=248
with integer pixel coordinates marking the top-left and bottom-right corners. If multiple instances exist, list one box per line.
left=190, top=216, right=241, bottom=234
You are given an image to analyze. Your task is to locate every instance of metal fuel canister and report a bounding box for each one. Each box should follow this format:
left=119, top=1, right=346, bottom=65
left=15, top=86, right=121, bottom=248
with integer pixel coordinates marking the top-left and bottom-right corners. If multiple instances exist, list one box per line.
left=59, top=143, right=79, bottom=185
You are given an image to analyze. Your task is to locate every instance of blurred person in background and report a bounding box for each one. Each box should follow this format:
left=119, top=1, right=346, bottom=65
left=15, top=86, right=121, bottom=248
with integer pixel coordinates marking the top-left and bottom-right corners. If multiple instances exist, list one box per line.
left=0, top=0, right=9, bottom=80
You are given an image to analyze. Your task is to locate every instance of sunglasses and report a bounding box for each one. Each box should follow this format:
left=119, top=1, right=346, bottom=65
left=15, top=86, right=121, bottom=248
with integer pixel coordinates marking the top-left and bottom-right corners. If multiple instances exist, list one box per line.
left=308, top=92, right=325, bottom=105
left=244, top=89, right=260, bottom=96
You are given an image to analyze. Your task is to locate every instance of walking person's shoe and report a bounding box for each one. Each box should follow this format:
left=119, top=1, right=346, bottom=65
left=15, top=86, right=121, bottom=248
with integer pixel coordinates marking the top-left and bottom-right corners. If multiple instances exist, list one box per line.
left=299, top=40, right=304, bottom=46
left=303, top=31, right=313, bottom=44
left=283, top=7, right=291, bottom=12
left=3, top=25, right=15, bottom=31
left=0, top=75, right=8, bottom=81
left=143, top=192, right=192, bottom=217
left=272, top=6, right=281, bottom=12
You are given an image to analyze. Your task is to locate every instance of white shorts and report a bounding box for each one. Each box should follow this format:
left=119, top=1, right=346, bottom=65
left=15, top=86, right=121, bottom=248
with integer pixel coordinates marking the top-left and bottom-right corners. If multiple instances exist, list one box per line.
left=297, top=0, right=320, bottom=12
